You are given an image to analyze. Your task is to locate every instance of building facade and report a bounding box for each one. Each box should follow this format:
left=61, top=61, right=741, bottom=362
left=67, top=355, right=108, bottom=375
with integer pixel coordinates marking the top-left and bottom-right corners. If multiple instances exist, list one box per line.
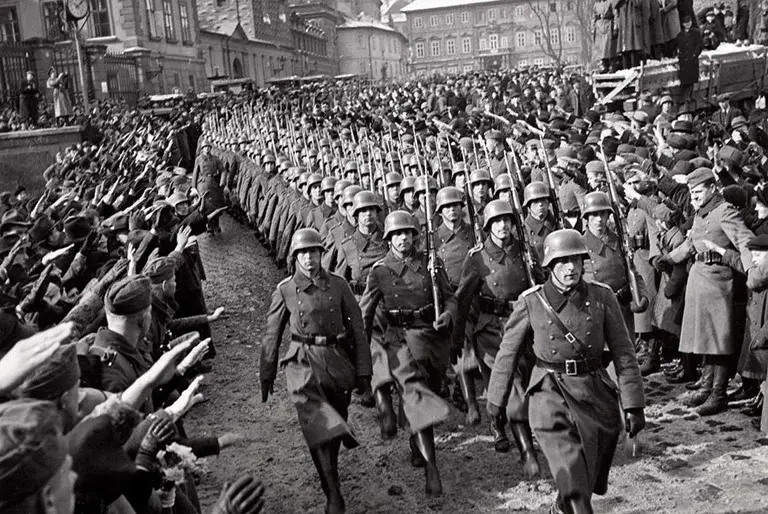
left=400, top=0, right=583, bottom=76
left=337, top=17, right=407, bottom=80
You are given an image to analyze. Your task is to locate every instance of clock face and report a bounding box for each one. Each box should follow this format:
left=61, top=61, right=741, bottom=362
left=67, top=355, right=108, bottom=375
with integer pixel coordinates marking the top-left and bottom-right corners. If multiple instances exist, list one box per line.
left=67, top=0, right=89, bottom=20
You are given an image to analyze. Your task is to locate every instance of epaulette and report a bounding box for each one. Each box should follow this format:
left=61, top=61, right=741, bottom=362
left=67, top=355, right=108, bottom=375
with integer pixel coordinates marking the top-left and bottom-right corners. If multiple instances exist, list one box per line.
left=519, top=283, right=544, bottom=298
left=371, top=258, right=386, bottom=269
left=88, top=345, right=118, bottom=366
left=277, top=276, right=292, bottom=289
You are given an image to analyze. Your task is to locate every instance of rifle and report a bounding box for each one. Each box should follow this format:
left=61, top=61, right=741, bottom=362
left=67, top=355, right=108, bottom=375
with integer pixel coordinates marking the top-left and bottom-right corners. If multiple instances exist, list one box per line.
left=502, top=153, right=536, bottom=287
left=538, top=135, right=566, bottom=229
left=459, top=147, right=484, bottom=246
left=412, top=133, right=442, bottom=320
left=598, top=146, right=649, bottom=311
left=470, top=137, right=481, bottom=170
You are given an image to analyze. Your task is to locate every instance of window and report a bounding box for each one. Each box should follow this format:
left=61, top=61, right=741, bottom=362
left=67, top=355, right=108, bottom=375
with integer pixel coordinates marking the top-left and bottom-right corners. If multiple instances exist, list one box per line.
left=163, top=0, right=175, bottom=40
left=88, top=0, right=112, bottom=37
left=413, top=16, right=423, bottom=28
left=549, top=2, right=557, bottom=11
left=478, top=10, right=485, bottom=22
left=518, top=59, right=527, bottom=66
left=145, top=0, right=159, bottom=38
left=517, top=32, right=526, bottom=47
left=515, top=5, right=525, bottom=17
left=445, top=13, right=454, bottom=25
left=461, top=11, right=469, bottom=23
left=179, top=2, right=192, bottom=42
left=489, top=34, right=498, bottom=50
left=415, top=42, right=425, bottom=58
left=448, top=66, right=458, bottom=74
left=500, top=36, right=508, bottom=48
left=430, top=40, right=440, bottom=56
left=534, top=30, right=542, bottom=45
left=479, top=38, right=487, bottom=50
left=446, top=39, right=456, bottom=55
left=462, top=36, right=471, bottom=53
left=43, top=2, right=65, bottom=40
left=566, top=26, right=576, bottom=43
left=188, top=74, right=195, bottom=90
left=463, top=64, right=473, bottom=72
left=534, top=57, right=544, bottom=66
left=488, top=8, right=498, bottom=21
left=429, top=15, right=438, bottom=27
left=550, top=29, right=559, bottom=45
left=173, top=72, right=180, bottom=88
left=0, top=7, right=19, bottom=42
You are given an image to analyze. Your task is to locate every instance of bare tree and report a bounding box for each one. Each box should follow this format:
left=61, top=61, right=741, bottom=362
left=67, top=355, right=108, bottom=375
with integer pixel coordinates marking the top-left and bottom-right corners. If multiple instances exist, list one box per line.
left=527, top=0, right=595, bottom=65
left=573, top=0, right=596, bottom=64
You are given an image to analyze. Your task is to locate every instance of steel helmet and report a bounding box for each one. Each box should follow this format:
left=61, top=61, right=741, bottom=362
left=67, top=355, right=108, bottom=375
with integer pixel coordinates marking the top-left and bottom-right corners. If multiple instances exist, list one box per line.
left=541, top=228, right=589, bottom=267
left=523, top=181, right=550, bottom=206
left=359, top=164, right=371, bottom=176
left=308, top=147, right=319, bottom=157
left=289, top=228, right=324, bottom=256
left=306, top=173, right=323, bottom=191
left=320, top=176, right=337, bottom=193
left=383, top=210, right=418, bottom=239
left=341, top=185, right=363, bottom=207
left=385, top=171, right=403, bottom=187
left=581, top=191, right=612, bottom=216
left=297, top=171, right=310, bottom=188
left=344, top=160, right=358, bottom=173
left=494, top=173, right=513, bottom=193
left=262, top=153, right=276, bottom=164
left=452, top=161, right=467, bottom=177
left=333, top=179, right=352, bottom=198
left=469, top=169, right=493, bottom=186
left=319, top=137, right=330, bottom=147
left=400, top=176, right=417, bottom=192
left=436, top=186, right=465, bottom=211
left=351, top=191, right=382, bottom=216
left=414, top=176, right=438, bottom=195
left=483, top=199, right=515, bottom=229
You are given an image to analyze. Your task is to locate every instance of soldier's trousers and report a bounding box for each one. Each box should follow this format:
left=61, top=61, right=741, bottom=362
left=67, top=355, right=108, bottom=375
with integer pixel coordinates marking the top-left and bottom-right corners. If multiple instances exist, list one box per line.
left=372, top=326, right=450, bottom=433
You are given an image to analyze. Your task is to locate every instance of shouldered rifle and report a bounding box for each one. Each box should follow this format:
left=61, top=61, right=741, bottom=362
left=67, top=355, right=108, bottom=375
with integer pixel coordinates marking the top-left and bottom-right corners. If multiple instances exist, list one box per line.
left=599, top=145, right=649, bottom=311
left=502, top=152, right=537, bottom=287
left=412, top=133, right=442, bottom=320
left=538, top=134, right=566, bottom=229
left=459, top=147, right=484, bottom=247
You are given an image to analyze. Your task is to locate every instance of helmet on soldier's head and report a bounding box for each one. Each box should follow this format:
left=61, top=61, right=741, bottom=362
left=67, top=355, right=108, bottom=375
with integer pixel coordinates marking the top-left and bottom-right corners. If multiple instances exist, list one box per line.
left=400, top=176, right=416, bottom=193
left=344, top=160, right=358, bottom=173
left=341, top=185, right=363, bottom=207
left=359, top=164, right=371, bottom=177
left=289, top=228, right=324, bottom=256
left=494, top=173, right=513, bottom=193
left=469, top=169, right=493, bottom=186
left=351, top=191, right=381, bottom=216
left=383, top=210, right=418, bottom=239
left=333, top=179, right=352, bottom=198
left=452, top=161, right=467, bottom=177
left=436, top=186, right=465, bottom=211
left=320, top=176, right=337, bottom=193
left=384, top=172, right=403, bottom=187
left=523, top=181, right=550, bottom=206
left=308, top=148, right=319, bottom=157
left=541, top=229, right=589, bottom=267
left=483, top=199, right=515, bottom=230
left=414, top=176, right=438, bottom=195
left=581, top=191, right=612, bottom=216
left=297, top=171, right=310, bottom=189
left=306, top=173, right=323, bottom=191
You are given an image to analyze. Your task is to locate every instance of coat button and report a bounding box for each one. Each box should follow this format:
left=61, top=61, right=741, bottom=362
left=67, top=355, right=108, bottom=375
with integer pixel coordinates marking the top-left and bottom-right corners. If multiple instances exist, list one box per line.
left=549, top=335, right=555, bottom=340
left=298, top=301, right=302, bottom=305
left=586, top=316, right=592, bottom=321
left=586, top=331, right=591, bottom=336
left=551, top=349, right=557, bottom=354
left=585, top=302, right=590, bottom=306
left=548, top=320, right=552, bottom=325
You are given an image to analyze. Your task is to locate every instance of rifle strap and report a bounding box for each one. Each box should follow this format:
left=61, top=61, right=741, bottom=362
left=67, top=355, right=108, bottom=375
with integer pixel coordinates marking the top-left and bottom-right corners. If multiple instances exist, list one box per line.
left=534, top=290, right=589, bottom=360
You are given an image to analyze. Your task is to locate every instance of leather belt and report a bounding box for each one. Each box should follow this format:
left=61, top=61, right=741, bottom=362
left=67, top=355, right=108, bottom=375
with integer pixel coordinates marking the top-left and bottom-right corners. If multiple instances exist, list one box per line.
left=478, top=295, right=514, bottom=317
left=291, top=333, right=347, bottom=346
left=536, top=357, right=603, bottom=376
left=385, top=305, right=435, bottom=327
left=694, top=252, right=724, bottom=265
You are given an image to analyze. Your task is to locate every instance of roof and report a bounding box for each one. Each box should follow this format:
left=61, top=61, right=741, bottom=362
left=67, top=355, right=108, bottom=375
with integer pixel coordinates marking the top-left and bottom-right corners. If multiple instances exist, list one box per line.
left=337, top=17, right=404, bottom=36
left=401, top=0, right=501, bottom=12
left=382, top=0, right=413, bottom=17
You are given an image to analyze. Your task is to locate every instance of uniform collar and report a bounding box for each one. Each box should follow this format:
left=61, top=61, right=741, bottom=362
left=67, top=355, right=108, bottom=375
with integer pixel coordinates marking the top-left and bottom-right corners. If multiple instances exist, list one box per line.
left=353, top=226, right=381, bottom=248
left=697, top=193, right=723, bottom=218
left=583, top=228, right=619, bottom=253
left=293, top=268, right=330, bottom=292
left=385, top=249, right=422, bottom=275
left=526, top=212, right=555, bottom=234
left=437, top=219, right=467, bottom=239
left=484, top=237, right=511, bottom=261
left=542, top=278, right=588, bottom=312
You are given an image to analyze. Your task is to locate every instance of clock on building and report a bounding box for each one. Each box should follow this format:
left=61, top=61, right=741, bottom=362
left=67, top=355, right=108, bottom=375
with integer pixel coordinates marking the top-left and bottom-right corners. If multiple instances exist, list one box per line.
left=66, top=0, right=90, bottom=20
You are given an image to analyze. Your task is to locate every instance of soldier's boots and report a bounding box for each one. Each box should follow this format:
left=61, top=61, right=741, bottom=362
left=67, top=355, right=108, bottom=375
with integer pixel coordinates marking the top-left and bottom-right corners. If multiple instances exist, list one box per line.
left=639, top=339, right=661, bottom=377
left=374, top=388, right=397, bottom=439
left=490, top=414, right=511, bottom=453
left=742, top=392, right=764, bottom=417
left=409, top=435, right=426, bottom=468
left=550, top=495, right=594, bottom=514
left=415, top=427, right=443, bottom=496
left=312, top=444, right=345, bottom=514
left=358, top=385, right=375, bottom=408
left=697, top=365, right=729, bottom=416
left=509, top=422, right=540, bottom=479
left=682, top=364, right=714, bottom=408
left=457, top=372, right=481, bottom=426
left=727, top=378, right=761, bottom=404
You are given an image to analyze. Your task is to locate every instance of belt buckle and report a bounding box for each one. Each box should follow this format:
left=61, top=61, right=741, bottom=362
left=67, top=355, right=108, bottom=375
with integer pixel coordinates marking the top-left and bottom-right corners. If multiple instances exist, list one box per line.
left=314, top=335, right=327, bottom=345
left=565, top=359, right=578, bottom=376
left=565, top=333, right=577, bottom=344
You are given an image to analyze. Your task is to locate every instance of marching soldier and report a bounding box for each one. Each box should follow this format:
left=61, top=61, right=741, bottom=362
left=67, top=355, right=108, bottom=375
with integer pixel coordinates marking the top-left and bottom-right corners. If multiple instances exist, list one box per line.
left=323, top=185, right=361, bottom=273
left=260, top=228, right=371, bottom=514
left=455, top=200, right=542, bottom=477
left=413, top=176, right=439, bottom=236
left=524, top=181, right=558, bottom=260
left=306, top=176, right=338, bottom=231
left=360, top=210, right=457, bottom=497
left=399, top=176, right=419, bottom=214
left=192, top=140, right=226, bottom=234
left=487, top=229, right=646, bottom=514
left=468, top=170, right=494, bottom=228
left=320, top=180, right=352, bottom=240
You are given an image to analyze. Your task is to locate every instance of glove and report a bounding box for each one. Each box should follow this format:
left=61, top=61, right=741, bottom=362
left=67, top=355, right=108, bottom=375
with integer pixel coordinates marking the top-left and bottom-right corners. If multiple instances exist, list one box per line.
left=630, top=296, right=649, bottom=313
left=625, top=408, right=646, bottom=438
left=211, top=475, right=266, bottom=514
left=260, top=379, right=274, bottom=403
left=135, top=416, right=178, bottom=470
left=616, top=286, right=631, bottom=305
left=486, top=401, right=502, bottom=418
left=355, top=375, right=371, bottom=394
left=432, top=312, right=452, bottom=333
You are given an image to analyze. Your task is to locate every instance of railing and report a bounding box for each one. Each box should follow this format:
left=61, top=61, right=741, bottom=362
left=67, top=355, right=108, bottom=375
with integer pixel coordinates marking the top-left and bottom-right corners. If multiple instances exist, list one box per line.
left=0, top=43, right=36, bottom=110
left=103, top=51, right=140, bottom=106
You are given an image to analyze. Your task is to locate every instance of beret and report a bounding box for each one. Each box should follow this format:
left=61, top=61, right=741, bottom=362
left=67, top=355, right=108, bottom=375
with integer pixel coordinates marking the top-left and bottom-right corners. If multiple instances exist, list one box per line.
left=747, top=234, right=768, bottom=250
left=105, top=275, right=151, bottom=315
left=722, top=185, right=748, bottom=209
left=586, top=161, right=606, bottom=174
left=143, top=257, right=177, bottom=284
left=687, top=167, right=715, bottom=188
left=18, top=345, right=80, bottom=401
left=0, top=399, right=67, bottom=507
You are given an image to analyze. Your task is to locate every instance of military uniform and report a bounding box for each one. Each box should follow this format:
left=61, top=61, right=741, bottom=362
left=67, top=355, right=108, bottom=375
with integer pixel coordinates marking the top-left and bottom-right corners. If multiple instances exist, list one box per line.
left=525, top=212, right=557, bottom=261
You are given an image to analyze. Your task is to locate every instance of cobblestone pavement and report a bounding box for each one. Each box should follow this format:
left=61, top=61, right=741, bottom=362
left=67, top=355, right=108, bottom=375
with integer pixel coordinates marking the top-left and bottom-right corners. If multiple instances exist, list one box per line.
left=188, top=214, right=768, bottom=514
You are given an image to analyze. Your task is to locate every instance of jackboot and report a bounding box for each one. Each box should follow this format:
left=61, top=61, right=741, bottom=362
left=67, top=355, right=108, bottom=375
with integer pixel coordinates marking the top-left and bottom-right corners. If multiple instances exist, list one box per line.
left=682, top=364, right=714, bottom=407
left=742, top=392, right=764, bottom=417
left=416, top=427, right=443, bottom=496
left=358, top=384, right=375, bottom=408
left=727, top=378, right=761, bottom=404
left=311, top=444, right=345, bottom=514
left=509, top=421, right=541, bottom=479
left=490, top=414, right=510, bottom=453
left=697, top=364, right=729, bottom=416
left=374, top=388, right=397, bottom=439
left=639, top=338, right=661, bottom=376
left=409, top=435, right=426, bottom=468
left=567, top=495, right=595, bottom=514
left=458, top=371, right=481, bottom=426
